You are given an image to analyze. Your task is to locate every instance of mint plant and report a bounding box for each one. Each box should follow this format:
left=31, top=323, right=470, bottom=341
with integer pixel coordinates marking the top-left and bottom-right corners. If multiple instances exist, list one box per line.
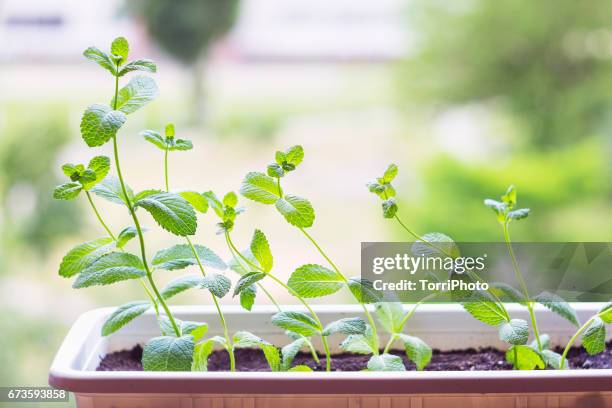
left=560, top=302, right=611, bottom=369
left=55, top=37, right=226, bottom=372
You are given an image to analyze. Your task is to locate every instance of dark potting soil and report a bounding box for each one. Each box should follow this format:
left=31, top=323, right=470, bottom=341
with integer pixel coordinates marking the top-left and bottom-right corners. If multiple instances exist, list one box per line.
left=96, top=341, right=612, bottom=372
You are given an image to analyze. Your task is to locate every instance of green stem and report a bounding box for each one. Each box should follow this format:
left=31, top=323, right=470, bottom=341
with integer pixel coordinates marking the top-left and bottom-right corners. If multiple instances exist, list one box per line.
left=164, top=146, right=169, bottom=192
left=111, top=71, right=180, bottom=337
left=382, top=333, right=397, bottom=354
left=298, top=227, right=379, bottom=355
left=503, top=221, right=541, bottom=351
left=85, top=191, right=116, bottom=241
left=560, top=315, right=598, bottom=370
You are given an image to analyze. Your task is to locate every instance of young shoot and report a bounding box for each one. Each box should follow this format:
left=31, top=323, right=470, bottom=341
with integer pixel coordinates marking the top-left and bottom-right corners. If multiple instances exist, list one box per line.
left=560, top=303, right=611, bottom=369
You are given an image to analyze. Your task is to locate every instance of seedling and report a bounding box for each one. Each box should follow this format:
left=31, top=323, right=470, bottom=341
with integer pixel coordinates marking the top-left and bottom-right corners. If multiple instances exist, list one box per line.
left=560, top=302, right=611, bottom=369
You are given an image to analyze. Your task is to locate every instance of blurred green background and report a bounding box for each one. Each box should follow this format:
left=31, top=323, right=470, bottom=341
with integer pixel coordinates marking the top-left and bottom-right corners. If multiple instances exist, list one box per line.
left=0, top=0, right=610, bottom=404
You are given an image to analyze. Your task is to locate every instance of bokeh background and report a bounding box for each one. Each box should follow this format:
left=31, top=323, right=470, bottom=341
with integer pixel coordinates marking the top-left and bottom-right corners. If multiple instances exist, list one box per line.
left=0, top=0, right=611, bottom=403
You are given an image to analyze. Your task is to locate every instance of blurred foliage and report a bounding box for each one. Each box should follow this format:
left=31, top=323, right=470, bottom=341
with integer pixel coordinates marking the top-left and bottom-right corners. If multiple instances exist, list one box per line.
left=128, top=0, right=239, bottom=64
left=401, top=0, right=612, bottom=148
left=0, top=104, right=82, bottom=261
left=397, top=139, right=611, bottom=242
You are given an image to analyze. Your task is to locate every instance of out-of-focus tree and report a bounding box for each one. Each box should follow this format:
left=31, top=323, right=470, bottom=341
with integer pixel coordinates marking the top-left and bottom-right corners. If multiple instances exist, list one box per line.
left=400, top=0, right=612, bottom=148
left=128, top=0, right=240, bottom=125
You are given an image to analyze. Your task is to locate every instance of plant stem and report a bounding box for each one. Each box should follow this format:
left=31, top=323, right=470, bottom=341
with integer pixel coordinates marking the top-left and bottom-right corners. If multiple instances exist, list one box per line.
left=503, top=221, right=542, bottom=351
left=298, top=227, right=380, bottom=355
left=111, top=71, right=180, bottom=337
left=185, top=236, right=236, bottom=371
left=85, top=191, right=116, bottom=241
left=225, top=233, right=331, bottom=370
left=560, top=315, right=598, bottom=369
left=164, top=146, right=169, bottom=192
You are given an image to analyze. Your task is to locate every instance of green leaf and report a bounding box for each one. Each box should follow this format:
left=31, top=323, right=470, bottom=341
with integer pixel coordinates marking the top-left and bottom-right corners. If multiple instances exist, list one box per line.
left=80, top=156, right=111, bottom=190
left=240, top=172, right=281, bottom=204
left=506, top=345, right=546, bottom=370
left=73, top=252, right=145, bottom=288
left=582, top=317, right=606, bottom=355
left=83, top=46, right=116, bottom=75
left=135, top=192, right=197, bottom=236
left=142, top=335, right=194, bottom=371
left=375, top=302, right=406, bottom=334
left=489, top=282, right=527, bottom=305
left=240, top=284, right=257, bottom=311
left=534, top=292, right=580, bottom=327
left=141, top=130, right=166, bottom=150
left=271, top=311, right=320, bottom=337
left=502, top=185, right=517, bottom=208
left=111, top=36, right=129, bottom=63
left=275, top=195, right=315, bottom=228
left=53, top=182, right=82, bottom=200
left=267, top=163, right=285, bottom=178
left=348, top=278, right=383, bottom=303
left=382, top=198, right=398, bottom=218
left=288, top=365, right=312, bottom=372
left=508, top=208, right=530, bottom=220
left=541, top=350, right=567, bottom=369
left=223, top=192, right=238, bottom=207
left=530, top=334, right=551, bottom=350
left=111, top=76, right=158, bottom=114
left=411, top=232, right=460, bottom=259
left=181, top=322, right=208, bottom=342
left=118, top=59, right=157, bottom=76
left=366, top=181, right=386, bottom=198
left=367, top=354, right=405, bottom=372
left=382, top=164, right=398, bottom=183
left=102, top=301, right=150, bottom=336
left=287, top=264, right=344, bottom=298
left=116, top=226, right=138, bottom=248
left=484, top=199, right=507, bottom=222
left=281, top=145, right=304, bottom=168
left=398, top=334, right=432, bottom=371
left=233, top=331, right=281, bottom=371
left=161, top=275, right=203, bottom=300
left=59, top=238, right=116, bottom=278
left=499, top=319, right=529, bottom=345
left=462, top=292, right=508, bottom=326
left=281, top=337, right=309, bottom=371
left=233, top=272, right=265, bottom=297
left=192, top=339, right=214, bottom=371
left=200, top=273, right=231, bottom=298
left=177, top=191, right=208, bottom=213
left=152, top=244, right=226, bottom=271
left=171, top=139, right=193, bottom=151
left=91, top=176, right=133, bottom=205
left=600, top=303, right=612, bottom=323
left=250, top=229, right=273, bottom=272
left=322, top=318, right=366, bottom=336
left=340, top=325, right=378, bottom=355
left=80, top=104, right=126, bottom=147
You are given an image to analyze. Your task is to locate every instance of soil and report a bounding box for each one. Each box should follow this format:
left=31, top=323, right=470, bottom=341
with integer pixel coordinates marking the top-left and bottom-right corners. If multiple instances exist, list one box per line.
left=97, top=341, right=612, bottom=372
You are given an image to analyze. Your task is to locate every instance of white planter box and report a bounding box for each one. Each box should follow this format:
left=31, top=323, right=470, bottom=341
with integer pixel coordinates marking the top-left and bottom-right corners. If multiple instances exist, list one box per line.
left=49, top=304, right=612, bottom=408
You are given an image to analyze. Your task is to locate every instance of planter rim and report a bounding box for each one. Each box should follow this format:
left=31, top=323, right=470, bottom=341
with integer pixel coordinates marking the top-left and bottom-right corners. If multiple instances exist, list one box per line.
left=49, top=303, right=612, bottom=395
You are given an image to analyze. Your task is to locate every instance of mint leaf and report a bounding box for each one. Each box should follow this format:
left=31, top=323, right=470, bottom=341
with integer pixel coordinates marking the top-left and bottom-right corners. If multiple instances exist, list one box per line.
left=499, top=319, right=529, bottom=345
left=142, top=335, right=194, bottom=371
left=582, top=317, right=606, bottom=355
left=322, top=318, right=366, bottom=336
left=192, top=339, right=214, bottom=371
left=508, top=208, right=530, bottom=220
left=375, top=302, right=406, bottom=334
left=80, top=104, right=126, bottom=147
left=102, top=301, right=150, bottom=336
left=83, top=47, right=116, bottom=75
left=250, top=229, right=273, bottom=272
left=240, top=284, right=257, bottom=311
left=223, top=191, right=238, bottom=208
left=502, top=185, right=517, bottom=208
left=534, top=291, right=580, bottom=327
left=73, top=252, right=145, bottom=288
left=152, top=244, right=226, bottom=271
left=287, top=264, right=344, bottom=298
left=530, top=334, right=551, bottom=350
left=110, top=37, right=129, bottom=63
left=281, top=337, right=310, bottom=371
left=91, top=176, right=133, bottom=205
left=278, top=145, right=304, bottom=169
left=177, top=191, right=208, bottom=213
left=116, top=226, right=138, bottom=248
left=200, top=273, right=231, bottom=298
left=348, top=278, right=383, bottom=303
left=382, top=198, right=398, bottom=218
left=367, top=354, right=405, bottom=372
left=340, top=325, right=378, bottom=355
left=240, top=172, right=281, bottom=204
left=53, top=182, right=82, bottom=200
left=506, top=345, right=546, bottom=370
left=203, top=191, right=224, bottom=217
left=119, top=59, right=157, bottom=76
left=171, top=139, right=193, bottom=151
left=462, top=292, right=508, bottom=326
left=381, top=164, right=398, bottom=183
left=111, top=76, right=158, bottom=114
left=233, top=272, right=265, bottom=297
left=141, top=130, right=166, bottom=150
left=161, top=275, right=203, bottom=300
left=271, top=311, right=320, bottom=337
left=275, top=195, right=315, bottom=228
left=267, top=163, right=285, bottom=178
left=411, top=232, right=460, bottom=259
left=600, top=303, right=612, bottom=323
left=59, top=237, right=116, bottom=277
left=541, top=350, right=567, bottom=369
left=398, top=334, right=431, bottom=371
left=233, top=331, right=281, bottom=371
left=484, top=199, right=507, bottom=222
left=181, top=322, right=208, bottom=342
left=489, top=282, right=527, bottom=305
left=135, top=192, right=197, bottom=236
left=80, top=156, right=110, bottom=190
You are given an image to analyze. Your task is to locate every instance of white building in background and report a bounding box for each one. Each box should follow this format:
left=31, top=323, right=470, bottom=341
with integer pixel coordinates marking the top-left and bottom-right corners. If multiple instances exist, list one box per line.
left=0, top=0, right=408, bottom=62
